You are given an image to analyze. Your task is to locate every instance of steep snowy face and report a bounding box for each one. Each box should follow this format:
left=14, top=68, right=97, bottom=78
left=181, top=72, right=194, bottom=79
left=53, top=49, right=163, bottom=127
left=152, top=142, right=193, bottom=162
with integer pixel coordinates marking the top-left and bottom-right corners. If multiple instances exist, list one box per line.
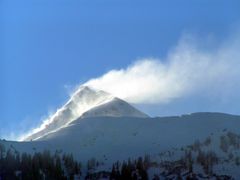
left=81, top=97, right=148, bottom=118
left=24, top=86, right=148, bottom=141
left=24, top=86, right=114, bottom=141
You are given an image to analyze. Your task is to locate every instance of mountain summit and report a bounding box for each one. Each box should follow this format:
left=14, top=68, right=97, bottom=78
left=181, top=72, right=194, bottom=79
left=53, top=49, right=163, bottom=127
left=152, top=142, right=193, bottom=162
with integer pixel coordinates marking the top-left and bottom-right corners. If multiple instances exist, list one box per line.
left=24, top=86, right=148, bottom=141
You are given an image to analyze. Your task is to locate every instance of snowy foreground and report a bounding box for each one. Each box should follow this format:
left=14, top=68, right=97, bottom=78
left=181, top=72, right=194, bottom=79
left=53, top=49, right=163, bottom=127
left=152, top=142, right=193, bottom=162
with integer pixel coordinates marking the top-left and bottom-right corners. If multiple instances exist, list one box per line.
left=1, top=87, right=240, bottom=179
left=1, top=113, right=240, bottom=179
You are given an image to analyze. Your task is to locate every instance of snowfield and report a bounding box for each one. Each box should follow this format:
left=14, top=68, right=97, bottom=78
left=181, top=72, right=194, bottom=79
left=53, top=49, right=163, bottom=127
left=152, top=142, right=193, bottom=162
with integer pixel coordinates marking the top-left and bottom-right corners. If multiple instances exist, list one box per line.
left=2, top=113, right=240, bottom=176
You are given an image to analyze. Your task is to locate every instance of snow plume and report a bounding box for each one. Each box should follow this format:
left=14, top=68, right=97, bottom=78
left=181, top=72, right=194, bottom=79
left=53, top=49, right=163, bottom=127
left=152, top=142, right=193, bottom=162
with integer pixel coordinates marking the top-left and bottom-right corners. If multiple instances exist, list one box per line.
left=19, top=32, right=240, bottom=141
left=85, top=33, right=240, bottom=104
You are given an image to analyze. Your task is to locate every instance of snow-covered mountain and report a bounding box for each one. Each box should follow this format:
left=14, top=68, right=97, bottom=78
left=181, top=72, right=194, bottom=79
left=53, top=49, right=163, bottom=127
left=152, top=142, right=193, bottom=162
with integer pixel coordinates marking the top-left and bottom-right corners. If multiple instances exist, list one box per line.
left=24, top=86, right=148, bottom=141
left=2, top=113, right=240, bottom=178
left=2, top=86, right=240, bottom=178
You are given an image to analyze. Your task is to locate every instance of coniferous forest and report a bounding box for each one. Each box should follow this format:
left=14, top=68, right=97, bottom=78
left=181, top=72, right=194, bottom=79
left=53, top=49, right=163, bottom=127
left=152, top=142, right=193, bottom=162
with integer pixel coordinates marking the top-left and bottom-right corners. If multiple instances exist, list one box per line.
left=0, top=143, right=81, bottom=179
left=0, top=143, right=149, bottom=180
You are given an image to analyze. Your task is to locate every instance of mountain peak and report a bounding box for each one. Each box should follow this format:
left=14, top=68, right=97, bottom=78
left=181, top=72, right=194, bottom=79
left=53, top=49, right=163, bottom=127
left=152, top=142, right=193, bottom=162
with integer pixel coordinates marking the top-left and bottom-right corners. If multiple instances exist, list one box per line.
left=82, top=97, right=149, bottom=118
left=24, top=86, right=148, bottom=141
left=75, top=85, right=97, bottom=95
left=71, top=86, right=111, bottom=100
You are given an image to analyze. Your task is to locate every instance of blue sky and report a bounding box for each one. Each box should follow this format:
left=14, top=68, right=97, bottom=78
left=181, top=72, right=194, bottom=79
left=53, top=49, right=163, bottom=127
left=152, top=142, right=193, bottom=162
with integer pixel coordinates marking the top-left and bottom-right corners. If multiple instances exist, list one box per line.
left=1, top=0, right=240, bottom=139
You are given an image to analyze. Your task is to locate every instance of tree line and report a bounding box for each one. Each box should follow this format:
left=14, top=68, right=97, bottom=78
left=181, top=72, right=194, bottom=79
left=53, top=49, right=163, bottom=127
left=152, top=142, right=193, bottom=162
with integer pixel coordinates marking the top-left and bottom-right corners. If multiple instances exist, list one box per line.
left=0, top=143, right=81, bottom=180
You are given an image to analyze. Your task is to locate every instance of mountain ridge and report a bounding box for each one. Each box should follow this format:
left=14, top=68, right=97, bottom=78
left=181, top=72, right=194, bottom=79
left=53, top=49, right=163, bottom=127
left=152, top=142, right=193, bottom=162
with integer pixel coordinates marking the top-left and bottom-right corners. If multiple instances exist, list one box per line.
left=24, top=86, right=148, bottom=141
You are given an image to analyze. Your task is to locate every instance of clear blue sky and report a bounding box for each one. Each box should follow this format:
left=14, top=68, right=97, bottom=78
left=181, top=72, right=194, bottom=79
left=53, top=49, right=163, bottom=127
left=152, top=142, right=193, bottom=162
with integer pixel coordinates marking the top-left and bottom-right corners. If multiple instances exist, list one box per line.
left=1, top=0, right=240, bottom=139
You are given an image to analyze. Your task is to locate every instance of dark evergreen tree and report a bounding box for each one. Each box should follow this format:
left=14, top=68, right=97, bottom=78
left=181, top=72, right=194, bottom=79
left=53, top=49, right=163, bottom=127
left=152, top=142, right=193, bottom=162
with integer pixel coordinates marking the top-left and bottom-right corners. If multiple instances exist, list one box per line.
left=110, top=164, right=117, bottom=180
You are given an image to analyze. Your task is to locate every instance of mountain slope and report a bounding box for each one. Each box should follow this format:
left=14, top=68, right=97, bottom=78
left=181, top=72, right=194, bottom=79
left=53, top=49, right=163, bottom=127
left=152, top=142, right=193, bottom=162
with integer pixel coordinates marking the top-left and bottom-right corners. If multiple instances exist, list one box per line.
left=15, top=113, right=240, bottom=161
left=81, top=97, right=148, bottom=118
left=2, top=113, right=240, bottom=178
left=24, top=86, right=148, bottom=141
left=11, top=86, right=240, bottom=178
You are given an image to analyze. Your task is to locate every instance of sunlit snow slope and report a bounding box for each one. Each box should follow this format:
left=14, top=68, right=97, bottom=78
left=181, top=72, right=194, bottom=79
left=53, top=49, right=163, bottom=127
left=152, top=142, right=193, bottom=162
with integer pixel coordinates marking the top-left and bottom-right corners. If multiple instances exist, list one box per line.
left=24, top=86, right=148, bottom=141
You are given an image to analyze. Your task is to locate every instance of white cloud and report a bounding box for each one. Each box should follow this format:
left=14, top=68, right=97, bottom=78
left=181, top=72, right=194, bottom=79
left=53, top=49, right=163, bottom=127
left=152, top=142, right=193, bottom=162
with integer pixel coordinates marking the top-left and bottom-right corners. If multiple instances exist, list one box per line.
left=85, top=34, right=240, bottom=104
